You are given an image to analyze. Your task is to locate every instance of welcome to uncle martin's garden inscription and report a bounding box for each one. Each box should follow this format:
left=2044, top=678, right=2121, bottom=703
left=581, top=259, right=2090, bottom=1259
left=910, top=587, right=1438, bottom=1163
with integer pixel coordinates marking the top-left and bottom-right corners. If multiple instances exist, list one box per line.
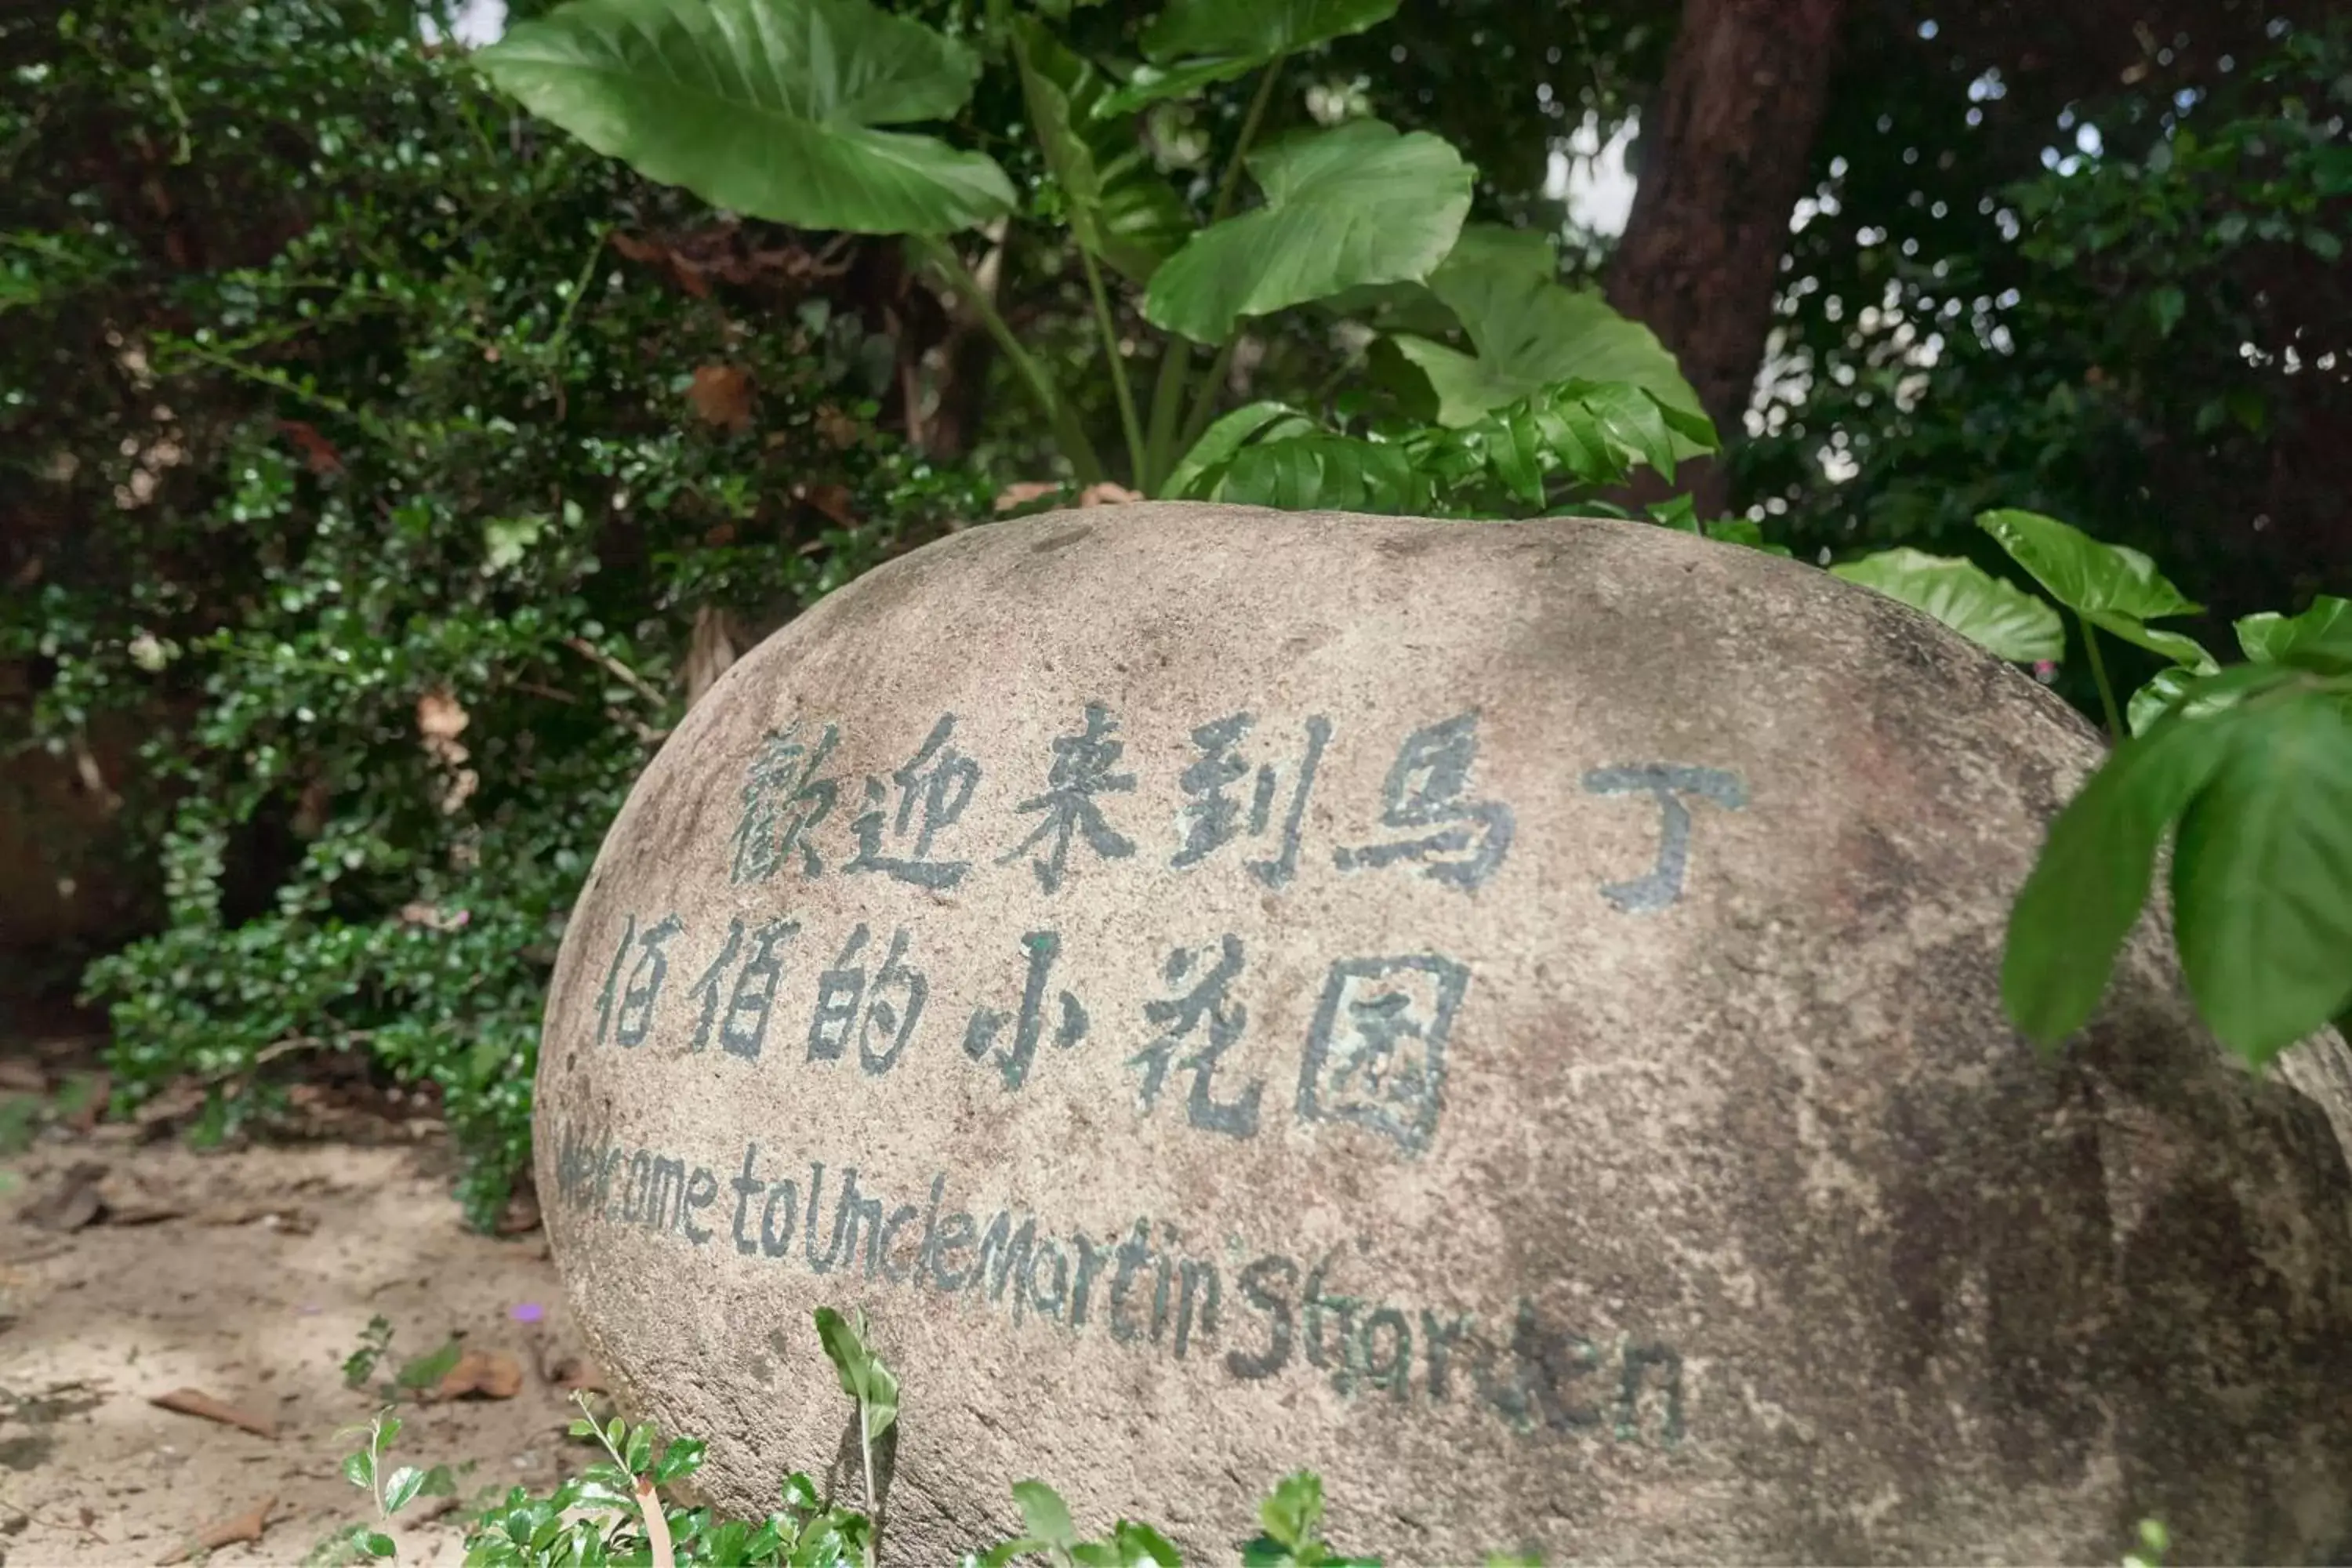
left=549, top=695, right=1748, bottom=1444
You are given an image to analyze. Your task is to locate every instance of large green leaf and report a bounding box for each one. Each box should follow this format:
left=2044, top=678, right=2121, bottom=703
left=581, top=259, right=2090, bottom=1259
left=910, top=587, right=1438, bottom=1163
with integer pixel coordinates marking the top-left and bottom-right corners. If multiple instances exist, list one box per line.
left=2002, top=706, right=2245, bottom=1046
left=2125, top=660, right=2304, bottom=739
left=2172, top=695, right=2352, bottom=1064
left=1386, top=223, right=1709, bottom=452
left=1010, top=19, right=1190, bottom=283
left=1107, top=0, right=1399, bottom=110
left=1976, top=508, right=2217, bottom=670
left=475, top=0, right=1015, bottom=235
left=1829, top=548, right=2066, bottom=665
left=1141, top=119, right=1471, bottom=343
left=2237, top=593, right=2352, bottom=673
left=1011, top=1481, right=1077, bottom=1550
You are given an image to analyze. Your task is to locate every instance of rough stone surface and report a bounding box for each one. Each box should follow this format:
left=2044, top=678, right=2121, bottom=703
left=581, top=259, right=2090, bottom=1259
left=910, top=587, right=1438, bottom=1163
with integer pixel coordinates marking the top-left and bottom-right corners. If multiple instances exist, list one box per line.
left=536, top=504, right=2352, bottom=1566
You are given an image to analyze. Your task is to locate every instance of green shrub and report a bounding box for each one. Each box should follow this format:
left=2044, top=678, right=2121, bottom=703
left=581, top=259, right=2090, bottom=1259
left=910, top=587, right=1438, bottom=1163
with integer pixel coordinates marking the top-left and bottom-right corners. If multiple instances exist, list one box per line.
left=1, top=0, right=990, bottom=1224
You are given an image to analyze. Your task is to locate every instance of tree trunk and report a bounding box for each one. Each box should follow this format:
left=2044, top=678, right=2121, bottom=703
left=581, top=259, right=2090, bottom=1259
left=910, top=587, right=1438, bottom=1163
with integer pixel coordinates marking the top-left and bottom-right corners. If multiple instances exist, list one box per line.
left=1604, top=0, right=1846, bottom=517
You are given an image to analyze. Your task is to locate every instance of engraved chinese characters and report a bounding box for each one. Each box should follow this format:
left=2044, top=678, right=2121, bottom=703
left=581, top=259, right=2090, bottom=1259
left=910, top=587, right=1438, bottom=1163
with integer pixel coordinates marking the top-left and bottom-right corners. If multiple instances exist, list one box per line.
left=539, top=505, right=2352, bottom=1567
left=592, top=699, right=1742, bottom=1156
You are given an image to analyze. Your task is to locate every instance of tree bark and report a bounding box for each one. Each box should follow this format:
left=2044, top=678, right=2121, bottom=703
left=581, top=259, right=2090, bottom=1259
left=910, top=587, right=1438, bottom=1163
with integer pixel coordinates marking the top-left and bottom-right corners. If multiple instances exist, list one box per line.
left=1604, top=0, right=1846, bottom=517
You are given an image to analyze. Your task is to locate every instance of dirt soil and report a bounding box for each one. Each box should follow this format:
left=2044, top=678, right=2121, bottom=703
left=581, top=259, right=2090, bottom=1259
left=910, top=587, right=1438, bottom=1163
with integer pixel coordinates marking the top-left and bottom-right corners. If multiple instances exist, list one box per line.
left=0, top=1083, right=601, bottom=1567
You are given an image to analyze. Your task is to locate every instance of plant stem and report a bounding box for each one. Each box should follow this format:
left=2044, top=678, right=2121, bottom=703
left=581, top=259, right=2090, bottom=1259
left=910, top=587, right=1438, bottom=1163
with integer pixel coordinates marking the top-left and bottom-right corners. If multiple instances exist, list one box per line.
left=1210, top=65, right=1284, bottom=228
left=2081, top=614, right=2125, bottom=742
left=907, top=233, right=1103, bottom=485
left=1156, top=63, right=1285, bottom=485
left=636, top=1474, right=677, bottom=1568
left=1178, top=336, right=1243, bottom=455
left=1080, top=243, right=1147, bottom=487
left=1142, top=336, right=1192, bottom=495
left=857, top=1403, right=879, bottom=1568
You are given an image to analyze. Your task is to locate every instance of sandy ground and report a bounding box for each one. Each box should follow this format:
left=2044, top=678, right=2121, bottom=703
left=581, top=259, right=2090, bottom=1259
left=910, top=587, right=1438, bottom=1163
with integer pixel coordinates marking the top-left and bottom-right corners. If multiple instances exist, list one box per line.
left=0, top=1102, right=601, bottom=1567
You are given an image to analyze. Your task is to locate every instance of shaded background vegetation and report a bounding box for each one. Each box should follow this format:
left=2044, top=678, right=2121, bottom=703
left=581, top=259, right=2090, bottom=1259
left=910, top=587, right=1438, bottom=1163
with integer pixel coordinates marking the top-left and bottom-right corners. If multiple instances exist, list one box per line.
left=3, top=0, right=2344, bottom=1221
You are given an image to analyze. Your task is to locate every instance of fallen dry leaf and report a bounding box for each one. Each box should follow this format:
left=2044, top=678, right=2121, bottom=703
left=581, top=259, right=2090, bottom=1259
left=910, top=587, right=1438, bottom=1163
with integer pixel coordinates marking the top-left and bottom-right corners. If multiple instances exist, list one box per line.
left=434, top=1348, right=524, bottom=1402
left=64, top=1070, right=108, bottom=1134
left=1078, top=481, right=1143, bottom=507
left=608, top=230, right=714, bottom=298
left=24, top=1162, right=107, bottom=1232
left=496, top=1184, right=543, bottom=1237
left=149, top=1388, right=278, bottom=1439
left=416, top=688, right=470, bottom=747
left=993, top=480, right=1063, bottom=514
left=277, top=416, right=343, bottom=474
left=547, top=1356, right=608, bottom=1394
left=794, top=481, right=858, bottom=527
left=687, top=365, right=754, bottom=432
left=156, top=1495, right=275, bottom=1566
left=814, top=405, right=862, bottom=449
left=0, top=1059, right=46, bottom=1094
left=94, top=1171, right=185, bottom=1225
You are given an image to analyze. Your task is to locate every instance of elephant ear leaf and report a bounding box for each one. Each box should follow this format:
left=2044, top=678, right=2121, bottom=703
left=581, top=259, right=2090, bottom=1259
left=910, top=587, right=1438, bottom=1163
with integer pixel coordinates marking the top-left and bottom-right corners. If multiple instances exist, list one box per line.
left=1142, top=118, right=1471, bottom=343
left=1976, top=509, right=2217, bottom=671
left=476, top=0, right=1015, bottom=235
left=1830, top=548, right=2065, bottom=665
left=1387, top=223, right=1711, bottom=455
left=2235, top=594, right=2352, bottom=673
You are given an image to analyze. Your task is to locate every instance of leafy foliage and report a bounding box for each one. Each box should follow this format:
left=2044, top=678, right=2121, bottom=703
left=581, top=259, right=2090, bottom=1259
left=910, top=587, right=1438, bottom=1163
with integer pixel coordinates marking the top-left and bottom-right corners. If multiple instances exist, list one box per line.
left=1873, top=510, right=2352, bottom=1062
left=1742, top=17, right=2350, bottom=641
left=1976, top=510, right=2214, bottom=673
left=1819, top=504, right=2349, bottom=1062
left=1240, top=1473, right=1377, bottom=1568
left=328, top=1308, right=1441, bottom=1566
left=475, top=0, right=1700, bottom=504
left=1164, top=376, right=1715, bottom=515
left=2, top=0, right=989, bottom=1224
left=1008, top=18, right=1192, bottom=284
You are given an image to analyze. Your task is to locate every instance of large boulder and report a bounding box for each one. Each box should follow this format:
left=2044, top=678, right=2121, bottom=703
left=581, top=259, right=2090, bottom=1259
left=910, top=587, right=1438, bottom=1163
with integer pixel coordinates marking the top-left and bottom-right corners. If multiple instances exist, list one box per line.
left=536, top=504, right=2352, bottom=1565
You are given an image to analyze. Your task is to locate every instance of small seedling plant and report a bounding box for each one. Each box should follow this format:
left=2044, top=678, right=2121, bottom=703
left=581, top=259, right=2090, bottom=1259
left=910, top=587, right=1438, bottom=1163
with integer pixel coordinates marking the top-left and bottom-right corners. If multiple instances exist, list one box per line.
left=339, top=1314, right=472, bottom=1404
left=325, top=1305, right=1508, bottom=1566
left=331, top=1301, right=2180, bottom=1564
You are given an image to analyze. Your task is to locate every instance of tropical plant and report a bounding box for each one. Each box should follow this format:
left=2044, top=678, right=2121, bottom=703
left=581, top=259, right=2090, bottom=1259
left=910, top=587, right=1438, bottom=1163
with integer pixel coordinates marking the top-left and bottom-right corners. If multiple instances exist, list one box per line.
left=471, top=0, right=1714, bottom=509
left=1828, top=509, right=2351, bottom=1065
